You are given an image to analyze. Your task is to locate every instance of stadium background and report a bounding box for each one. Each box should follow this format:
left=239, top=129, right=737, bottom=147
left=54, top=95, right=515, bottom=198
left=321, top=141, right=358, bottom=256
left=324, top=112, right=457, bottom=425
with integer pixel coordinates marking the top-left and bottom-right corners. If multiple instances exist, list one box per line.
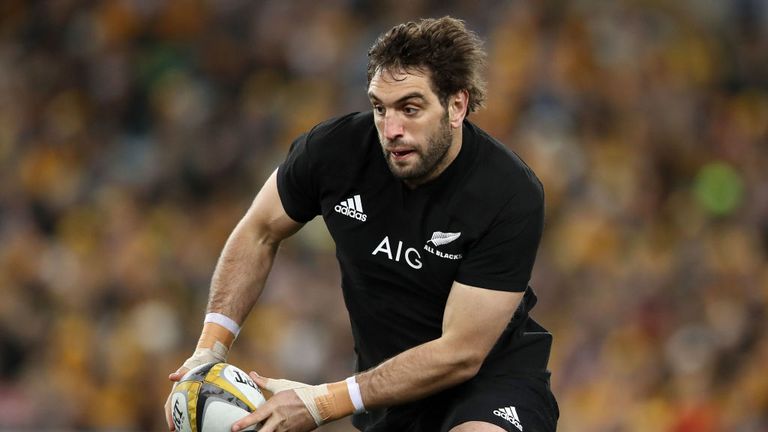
left=0, top=1, right=766, bottom=430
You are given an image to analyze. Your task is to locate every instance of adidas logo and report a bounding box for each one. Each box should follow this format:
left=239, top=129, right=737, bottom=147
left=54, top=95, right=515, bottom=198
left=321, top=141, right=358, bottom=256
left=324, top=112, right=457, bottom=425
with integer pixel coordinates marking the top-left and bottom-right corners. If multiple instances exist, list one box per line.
left=493, top=406, right=523, bottom=431
left=334, top=194, right=367, bottom=222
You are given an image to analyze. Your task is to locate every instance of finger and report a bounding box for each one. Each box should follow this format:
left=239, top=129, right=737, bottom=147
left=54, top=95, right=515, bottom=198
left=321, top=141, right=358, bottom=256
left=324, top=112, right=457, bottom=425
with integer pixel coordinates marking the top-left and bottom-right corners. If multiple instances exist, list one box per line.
left=243, top=414, right=280, bottom=432
left=166, top=367, right=189, bottom=431
left=231, top=405, right=270, bottom=432
left=164, top=394, right=176, bottom=431
left=249, top=371, right=270, bottom=389
left=251, top=374, right=306, bottom=393
left=169, top=367, right=190, bottom=382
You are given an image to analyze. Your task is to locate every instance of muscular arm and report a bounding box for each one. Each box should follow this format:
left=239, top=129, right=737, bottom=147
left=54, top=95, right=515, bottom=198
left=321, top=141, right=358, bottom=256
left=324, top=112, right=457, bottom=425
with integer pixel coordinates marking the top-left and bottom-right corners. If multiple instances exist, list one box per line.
left=166, top=169, right=304, bottom=431
left=357, top=282, right=524, bottom=407
left=234, top=281, right=525, bottom=432
left=206, top=169, right=304, bottom=324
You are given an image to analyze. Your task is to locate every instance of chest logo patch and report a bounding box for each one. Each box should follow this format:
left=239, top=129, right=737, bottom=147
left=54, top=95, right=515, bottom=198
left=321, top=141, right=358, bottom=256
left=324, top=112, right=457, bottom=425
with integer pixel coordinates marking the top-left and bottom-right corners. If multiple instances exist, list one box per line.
left=427, top=231, right=461, bottom=246
left=424, top=231, right=463, bottom=260
left=334, top=194, right=367, bottom=222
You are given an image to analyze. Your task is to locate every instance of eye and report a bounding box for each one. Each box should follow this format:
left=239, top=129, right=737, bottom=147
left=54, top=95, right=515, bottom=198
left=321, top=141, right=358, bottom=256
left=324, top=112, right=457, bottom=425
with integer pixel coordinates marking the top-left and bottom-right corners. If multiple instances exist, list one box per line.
left=372, top=105, right=385, bottom=116
left=403, top=106, right=419, bottom=116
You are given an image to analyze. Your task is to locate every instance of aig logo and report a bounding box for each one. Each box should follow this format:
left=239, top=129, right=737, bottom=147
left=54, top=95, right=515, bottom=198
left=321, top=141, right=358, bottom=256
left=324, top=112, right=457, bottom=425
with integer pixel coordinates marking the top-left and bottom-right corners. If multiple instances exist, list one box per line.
left=372, top=236, right=422, bottom=269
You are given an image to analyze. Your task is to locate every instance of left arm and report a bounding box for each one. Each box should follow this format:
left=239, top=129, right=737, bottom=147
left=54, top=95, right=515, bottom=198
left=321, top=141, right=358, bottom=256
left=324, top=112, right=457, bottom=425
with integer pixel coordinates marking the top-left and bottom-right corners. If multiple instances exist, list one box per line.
left=356, top=281, right=523, bottom=407
left=233, top=282, right=523, bottom=431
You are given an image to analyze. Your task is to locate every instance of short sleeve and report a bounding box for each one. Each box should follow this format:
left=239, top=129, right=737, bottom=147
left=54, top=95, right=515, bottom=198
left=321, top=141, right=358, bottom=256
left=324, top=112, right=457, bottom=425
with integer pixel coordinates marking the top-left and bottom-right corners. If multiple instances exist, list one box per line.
left=276, top=134, right=321, bottom=223
left=455, top=203, right=544, bottom=292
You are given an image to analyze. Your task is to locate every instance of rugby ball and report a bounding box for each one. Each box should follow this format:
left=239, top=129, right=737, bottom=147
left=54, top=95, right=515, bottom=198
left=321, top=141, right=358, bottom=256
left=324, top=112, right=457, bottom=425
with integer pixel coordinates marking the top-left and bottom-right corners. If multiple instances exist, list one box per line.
left=171, top=362, right=266, bottom=432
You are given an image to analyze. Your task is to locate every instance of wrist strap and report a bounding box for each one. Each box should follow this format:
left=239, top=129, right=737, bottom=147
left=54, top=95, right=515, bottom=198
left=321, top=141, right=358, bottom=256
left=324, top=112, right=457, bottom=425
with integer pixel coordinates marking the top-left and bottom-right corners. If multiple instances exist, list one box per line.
left=204, top=312, right=241, bottom=337
left=346, top=376, right=366, bottom=414
left=263, top=377, right=364, bottom=425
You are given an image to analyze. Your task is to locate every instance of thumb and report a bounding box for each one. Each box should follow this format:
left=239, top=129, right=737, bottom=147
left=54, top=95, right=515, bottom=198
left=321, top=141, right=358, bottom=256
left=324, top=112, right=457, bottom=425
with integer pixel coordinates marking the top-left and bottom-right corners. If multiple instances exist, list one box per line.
left=250, top=372, right=307, bottom=393
left=169, top=367, right=190, bottom=382
left=249, top=371, right=272, bottom=391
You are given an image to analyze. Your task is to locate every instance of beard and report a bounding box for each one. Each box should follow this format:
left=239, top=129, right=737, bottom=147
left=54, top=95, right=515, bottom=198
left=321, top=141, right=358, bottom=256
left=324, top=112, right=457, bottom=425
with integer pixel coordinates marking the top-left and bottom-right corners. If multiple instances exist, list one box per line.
left=381, top=113, right=453, bottom=184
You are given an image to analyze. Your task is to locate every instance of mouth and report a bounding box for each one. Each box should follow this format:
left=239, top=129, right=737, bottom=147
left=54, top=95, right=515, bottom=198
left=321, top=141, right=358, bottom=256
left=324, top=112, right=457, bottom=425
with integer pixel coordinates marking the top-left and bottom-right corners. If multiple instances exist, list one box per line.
left=388, top=148, right=416, bottom=160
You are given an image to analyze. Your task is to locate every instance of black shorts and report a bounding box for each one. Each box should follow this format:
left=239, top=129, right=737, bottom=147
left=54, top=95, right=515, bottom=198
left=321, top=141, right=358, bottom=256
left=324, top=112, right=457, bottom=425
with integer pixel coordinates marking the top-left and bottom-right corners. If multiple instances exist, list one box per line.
left=438, top=373, right=559, bottom=431
left=354, top=373, right=558, bottom=432
left=353, top=325, right=559, bottom=431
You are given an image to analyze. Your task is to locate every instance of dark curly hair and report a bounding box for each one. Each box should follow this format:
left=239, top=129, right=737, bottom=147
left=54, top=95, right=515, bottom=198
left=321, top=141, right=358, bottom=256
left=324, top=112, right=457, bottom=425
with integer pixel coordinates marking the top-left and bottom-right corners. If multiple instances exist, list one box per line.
left=367, top=16, right=487, bottom=113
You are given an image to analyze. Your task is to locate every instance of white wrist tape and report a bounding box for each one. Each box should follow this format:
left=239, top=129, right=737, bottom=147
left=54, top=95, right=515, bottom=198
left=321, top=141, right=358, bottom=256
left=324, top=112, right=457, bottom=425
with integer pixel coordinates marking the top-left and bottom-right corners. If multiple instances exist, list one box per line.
left=262, top=378, right=327, bottom=425
left=204, top=312, right=241, bottom=337
left=346, top=376, right=366, bottom=414
left=262, top=377, right=359, bottom=425
left=181, top=342, right=229, bottom=371
left=293, top=385, right=328, bottom=425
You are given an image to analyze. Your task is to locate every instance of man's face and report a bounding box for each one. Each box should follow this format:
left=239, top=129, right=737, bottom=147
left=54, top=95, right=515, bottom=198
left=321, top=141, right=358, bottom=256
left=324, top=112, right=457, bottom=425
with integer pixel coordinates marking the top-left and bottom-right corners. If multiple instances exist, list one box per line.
left=368, top=68, right=458, bottom=187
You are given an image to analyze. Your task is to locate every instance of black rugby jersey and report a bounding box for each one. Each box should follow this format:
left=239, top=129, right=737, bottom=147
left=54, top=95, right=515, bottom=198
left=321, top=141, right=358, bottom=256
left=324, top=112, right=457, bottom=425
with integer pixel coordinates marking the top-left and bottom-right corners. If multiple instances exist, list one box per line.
left=276, top=111, right=546, bottom=376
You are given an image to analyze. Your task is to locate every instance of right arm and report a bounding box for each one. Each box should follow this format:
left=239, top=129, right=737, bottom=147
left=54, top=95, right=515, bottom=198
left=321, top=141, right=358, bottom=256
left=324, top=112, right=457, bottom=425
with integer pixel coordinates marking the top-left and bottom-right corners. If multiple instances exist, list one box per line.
left=206, top=169, right=304, bottom=324
left=165, top=169, right=303, bottom=430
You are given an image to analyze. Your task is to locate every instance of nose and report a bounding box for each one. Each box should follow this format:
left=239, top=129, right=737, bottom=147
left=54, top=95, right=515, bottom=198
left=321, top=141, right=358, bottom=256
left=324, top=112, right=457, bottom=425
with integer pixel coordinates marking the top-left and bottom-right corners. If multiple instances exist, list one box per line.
left=382, top=113, right=404, bottom=142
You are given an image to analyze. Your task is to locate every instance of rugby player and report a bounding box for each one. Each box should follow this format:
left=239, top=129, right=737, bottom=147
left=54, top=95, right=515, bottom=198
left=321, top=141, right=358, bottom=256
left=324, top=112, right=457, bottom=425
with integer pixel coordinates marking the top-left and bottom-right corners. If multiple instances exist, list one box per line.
left=166, top=16, right=558, bottom=432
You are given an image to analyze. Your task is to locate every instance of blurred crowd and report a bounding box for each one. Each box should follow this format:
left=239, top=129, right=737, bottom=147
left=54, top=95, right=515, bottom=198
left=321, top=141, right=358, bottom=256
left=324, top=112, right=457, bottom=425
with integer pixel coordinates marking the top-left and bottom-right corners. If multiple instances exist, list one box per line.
left=0, top=0, right=766, bottom=431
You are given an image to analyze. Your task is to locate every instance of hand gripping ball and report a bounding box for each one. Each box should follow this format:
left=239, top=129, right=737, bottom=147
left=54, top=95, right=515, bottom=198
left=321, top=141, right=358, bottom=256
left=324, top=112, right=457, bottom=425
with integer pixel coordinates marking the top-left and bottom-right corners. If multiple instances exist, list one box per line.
left=171, top=362, right=266, bottom=432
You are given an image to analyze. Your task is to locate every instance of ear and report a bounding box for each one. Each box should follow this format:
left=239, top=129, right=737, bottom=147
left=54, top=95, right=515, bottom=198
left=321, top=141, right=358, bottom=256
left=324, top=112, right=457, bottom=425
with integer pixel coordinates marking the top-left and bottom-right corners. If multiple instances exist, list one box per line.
left=447, top=89, right=469, bottom=128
